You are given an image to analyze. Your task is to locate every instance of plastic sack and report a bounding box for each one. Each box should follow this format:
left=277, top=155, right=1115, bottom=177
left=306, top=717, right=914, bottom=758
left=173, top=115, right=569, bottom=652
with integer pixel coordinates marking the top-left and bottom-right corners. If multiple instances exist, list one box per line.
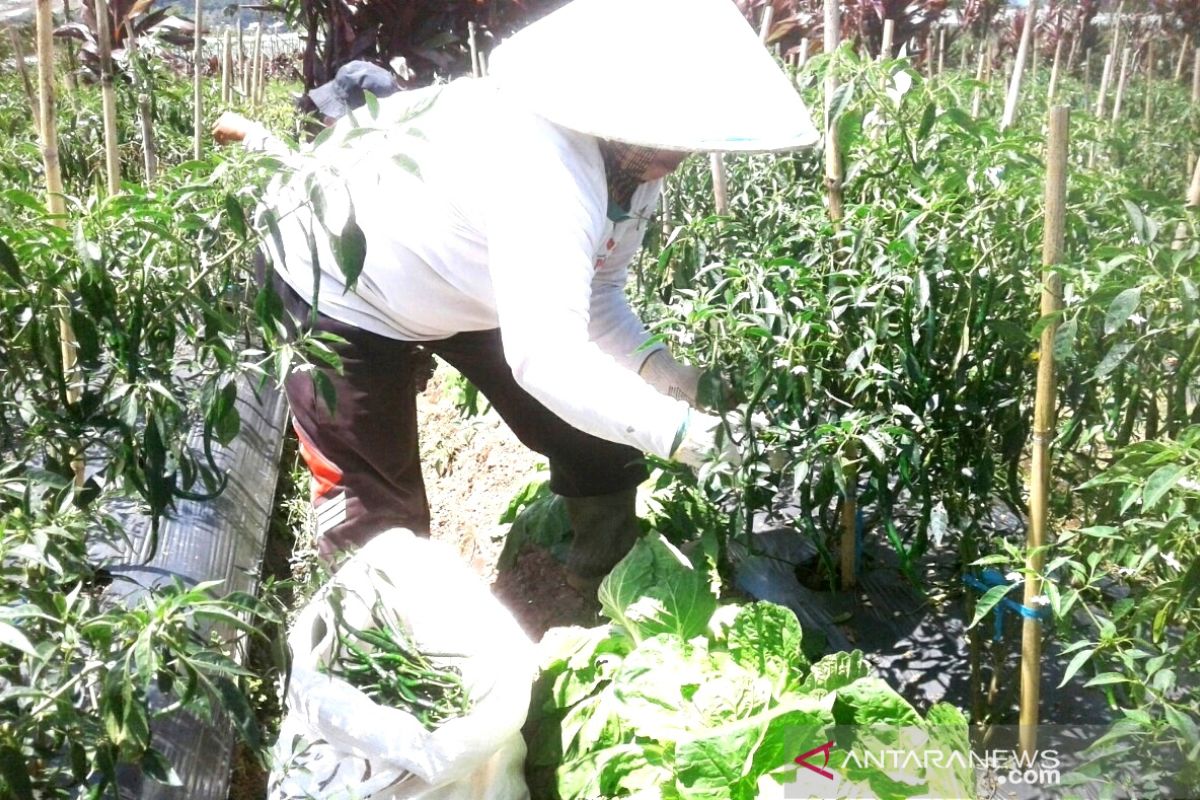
left=269, top=529, right=534, bottom=800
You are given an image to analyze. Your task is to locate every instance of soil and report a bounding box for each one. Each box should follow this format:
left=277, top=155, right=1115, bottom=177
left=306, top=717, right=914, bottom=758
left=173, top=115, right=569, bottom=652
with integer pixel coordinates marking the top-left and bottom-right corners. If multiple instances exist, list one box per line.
left=418, top=363, right=601, bottom=638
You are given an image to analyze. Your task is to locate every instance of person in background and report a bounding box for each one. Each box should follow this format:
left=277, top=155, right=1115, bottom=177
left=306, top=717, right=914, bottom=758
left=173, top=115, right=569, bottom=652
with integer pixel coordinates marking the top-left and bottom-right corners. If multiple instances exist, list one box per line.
left=213, top=59, right=400, bottom=152
left=217, top=0, right=817, bottom=594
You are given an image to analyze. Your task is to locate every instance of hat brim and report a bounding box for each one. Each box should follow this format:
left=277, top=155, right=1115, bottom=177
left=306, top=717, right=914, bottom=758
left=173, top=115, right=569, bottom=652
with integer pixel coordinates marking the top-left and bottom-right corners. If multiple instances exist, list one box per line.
left=488, top=0, right=819, bottom=153
left=308, top=82, right=349, bottom=119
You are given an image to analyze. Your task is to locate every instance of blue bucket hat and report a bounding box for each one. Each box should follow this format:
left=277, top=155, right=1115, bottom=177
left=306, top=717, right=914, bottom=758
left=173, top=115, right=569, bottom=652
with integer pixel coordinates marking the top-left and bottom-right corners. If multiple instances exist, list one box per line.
left=308, top=61, right=400, bottom=119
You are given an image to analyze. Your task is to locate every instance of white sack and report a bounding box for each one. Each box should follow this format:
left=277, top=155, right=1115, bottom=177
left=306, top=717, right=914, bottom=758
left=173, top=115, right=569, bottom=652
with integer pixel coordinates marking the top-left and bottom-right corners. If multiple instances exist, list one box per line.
left=269, top=529, right=534, bottom=800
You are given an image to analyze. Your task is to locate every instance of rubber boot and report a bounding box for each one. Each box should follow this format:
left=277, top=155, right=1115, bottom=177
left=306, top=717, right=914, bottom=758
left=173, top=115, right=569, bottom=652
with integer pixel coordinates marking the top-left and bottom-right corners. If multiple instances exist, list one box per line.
left=562, top=487, right=641, bottom=596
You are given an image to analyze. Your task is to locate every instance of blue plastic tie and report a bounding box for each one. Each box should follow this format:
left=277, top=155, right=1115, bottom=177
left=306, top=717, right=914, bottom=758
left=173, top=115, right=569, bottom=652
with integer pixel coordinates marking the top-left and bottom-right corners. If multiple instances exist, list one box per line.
left=962, top=570, right=1050, bottom=642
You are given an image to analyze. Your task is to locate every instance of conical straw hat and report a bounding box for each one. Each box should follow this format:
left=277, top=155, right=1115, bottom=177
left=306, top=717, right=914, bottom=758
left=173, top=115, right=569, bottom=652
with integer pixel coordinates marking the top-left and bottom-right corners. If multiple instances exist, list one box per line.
left=488, top=0, right=819, bottom=153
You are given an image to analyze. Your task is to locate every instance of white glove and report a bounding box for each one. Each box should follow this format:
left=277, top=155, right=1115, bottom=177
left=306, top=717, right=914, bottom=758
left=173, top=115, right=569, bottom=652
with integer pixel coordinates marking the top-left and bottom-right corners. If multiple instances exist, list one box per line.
left=671, top=410, right=742, bottom=469
left=639, top=349, right=703, bottom=407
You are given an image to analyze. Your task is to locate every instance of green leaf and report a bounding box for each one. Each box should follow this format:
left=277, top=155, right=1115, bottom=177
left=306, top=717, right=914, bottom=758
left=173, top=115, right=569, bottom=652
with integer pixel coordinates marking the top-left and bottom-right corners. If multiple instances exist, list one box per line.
left=363, top=89, right=380, bottom=119
left=598, top=534, right=716, bottom=643
left=727, top=602, right=807, bottom=686
left=1122, top=199, right=1149, bottom=243
left=1094, top=341, right=1134, bottom=379
left=916, top=101, right=937, bottom=140
left=1083, top=672, right=1129, bottom=687
left=334, top=200, right=367, bottom=290
left=1141, top=463, right=1185, bottom=510
left=1103, top=288, right=1141, bottom=335
left=1052, top=317, right=1078, bottom=362
left=833, top=677, right=922, bottom=726
left=1058, top=647, right=1095, bottom=687
left=0, top=745, right=33, bottom=800
left=0, top=235, right=20, bottom=283
left=223, top=194, right=247, bottom=238
left=967, top=583, right=1014, bottom=630
left=0, top=621, right=40, bottom=659
left=393, top=153, right=422, bottom=180
left=141, top=749, right=183, bottom=786
left=801, top=650, right=871, bottom=693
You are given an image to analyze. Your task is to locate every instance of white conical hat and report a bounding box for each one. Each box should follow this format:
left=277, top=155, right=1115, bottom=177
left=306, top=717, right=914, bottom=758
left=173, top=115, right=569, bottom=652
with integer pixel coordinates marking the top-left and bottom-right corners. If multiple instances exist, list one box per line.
left=487, top=0, right=819, bottom=153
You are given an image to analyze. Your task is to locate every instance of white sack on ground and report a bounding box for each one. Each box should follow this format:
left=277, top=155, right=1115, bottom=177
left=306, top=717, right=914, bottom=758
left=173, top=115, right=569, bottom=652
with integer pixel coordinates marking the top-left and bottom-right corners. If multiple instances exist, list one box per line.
left=268, top=529, right=534, bottom=800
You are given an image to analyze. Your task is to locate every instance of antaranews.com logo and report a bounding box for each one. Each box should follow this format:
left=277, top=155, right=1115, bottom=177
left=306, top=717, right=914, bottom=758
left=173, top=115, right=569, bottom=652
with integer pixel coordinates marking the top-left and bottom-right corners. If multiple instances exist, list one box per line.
left=773, top=725, right=1191, bottom=800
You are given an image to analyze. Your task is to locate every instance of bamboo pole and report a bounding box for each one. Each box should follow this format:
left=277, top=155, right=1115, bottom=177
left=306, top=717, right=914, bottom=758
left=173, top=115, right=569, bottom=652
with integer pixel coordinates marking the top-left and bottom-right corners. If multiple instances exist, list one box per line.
left=971, top=47, right=987, bottom=119
left=758, top=4, right=774, bottom=44
left=1001, top=0, right=1037, bottom=131
left=95, top=0, right=121, bottom=194
left=8, top=30, right=40, bottom=135
left=1095, top=52, right=1115, bottom=117
left=1067, top=30, right=1080, bottom=73
left=192, top=0, right=203, bottom=160
left=710, top=153, right=729, bottom=215
left=824, top=0, right=843, bottom=222
left=468, top=21, right=481, bottom=78
left=937, top=26, right=946, bottom=77
left=221, top=28, right=232, bottom=104
left=238, top=21, right=247, bottom=97
left=1111, top=46, right=1131, bottom=124
left=880, top=19, right=895, bottom=62
left=1021, top=104, right=1069, bottom=758
left=250, top=21, right=263, bottom=108
left=1193, top=48, right=1200, bottom=104
left=1047, top=38, right=1064, bottom=103
left=255, top=14, right=266, bottom=105
left=478, top=49, right=488, bottom=77
left=1111, top=1, right=1125, bottom=57
left=35, top=0, right=84, bottom=487
left=1175, top=34, right=1192, bottom=83
left=139, top=93, right=157, bottom=184
left=797, top=37, right=810, bottom=69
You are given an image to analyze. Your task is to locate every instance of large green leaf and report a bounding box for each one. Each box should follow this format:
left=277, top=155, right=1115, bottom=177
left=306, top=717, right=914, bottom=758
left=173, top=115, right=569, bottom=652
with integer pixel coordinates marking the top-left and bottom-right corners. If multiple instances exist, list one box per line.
left=598, top=534, right=716, bottom=643
left=727, top=602, right=807, bottom=688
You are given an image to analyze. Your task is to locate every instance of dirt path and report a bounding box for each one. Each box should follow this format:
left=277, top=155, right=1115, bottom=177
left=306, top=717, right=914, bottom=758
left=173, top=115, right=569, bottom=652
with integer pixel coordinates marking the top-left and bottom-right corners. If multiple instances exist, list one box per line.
left=418, top=363, right=598, bottom=639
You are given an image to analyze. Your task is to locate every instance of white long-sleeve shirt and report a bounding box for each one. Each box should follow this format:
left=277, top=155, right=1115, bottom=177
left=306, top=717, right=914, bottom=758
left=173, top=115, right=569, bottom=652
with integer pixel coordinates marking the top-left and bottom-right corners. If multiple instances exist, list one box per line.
left=260, top=77, right=691, bottom=458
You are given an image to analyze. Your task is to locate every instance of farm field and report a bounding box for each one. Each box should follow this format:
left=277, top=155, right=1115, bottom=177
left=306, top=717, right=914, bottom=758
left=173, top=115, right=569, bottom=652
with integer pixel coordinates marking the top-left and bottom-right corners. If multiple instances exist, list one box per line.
left=1, top=1, right=1198, bottom=799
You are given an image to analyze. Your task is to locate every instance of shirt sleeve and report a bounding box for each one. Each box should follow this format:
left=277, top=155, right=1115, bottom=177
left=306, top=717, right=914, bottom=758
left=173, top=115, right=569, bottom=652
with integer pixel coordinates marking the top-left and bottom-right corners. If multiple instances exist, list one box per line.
left=241, top=121, right=295, bottom=161
left=588, top=257, right=665, bottom=374
left=483, top=113, right=689, bottom=459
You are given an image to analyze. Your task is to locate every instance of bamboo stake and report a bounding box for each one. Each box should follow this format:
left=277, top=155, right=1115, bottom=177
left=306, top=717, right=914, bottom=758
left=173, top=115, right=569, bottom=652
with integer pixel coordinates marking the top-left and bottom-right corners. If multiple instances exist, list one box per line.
left=758, top=4, right=774, bottom=44
left=1193, top=48, right=1200, bottom=105
left=1021, top=104, right=1069, bottom=759
left=937, top=26, right=946, bottom=77
left=1144, top=46, right=1155, bottom=126
left=971, top=47, right=987, bottom=119
left=192, top=0, right=203, bottom=160
left=824, top=0, right=843, bottom=222
left=238, top=21, right=246, bottom=97
left=1001, top=0, right=1037, bottom=131
left=468, top=21, right=481, bottom=78
left=710, top=153, right=729, bottom=215
left=139, top=93, right=157, bottom=184
left=35, top=0, right=84, bottom=487
left=8, top=30, right=40, bottom=135
left=95, top=0, right=121, bottom=194
left=1047, top=38, right=1064, bottom=102
left=221, top=28, right=232, bottom=104
left=880, top=19, right=895, bottom=62
left=1111, top=46, right=1131, bottom=124
left=1095, top=52, right=1115, bottom=117
left=478, top=49, right=488, bottom=77
left=797, top=37, right=810, bottom=69
left=250, top=21, right=263, bottom=108
left=255, top=14, right=266, bottom=106
left=1111, top=1, right=1125, bottom=57
left=1067, top=30, right=1080, bottom=73
left=1174, top=34, right=1191, bottom=83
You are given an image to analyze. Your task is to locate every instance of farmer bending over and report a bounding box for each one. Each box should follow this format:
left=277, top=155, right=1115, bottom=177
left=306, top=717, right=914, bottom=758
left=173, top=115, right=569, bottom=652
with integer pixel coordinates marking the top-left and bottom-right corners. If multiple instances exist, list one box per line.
left=217, top=0, right=817, bottom=591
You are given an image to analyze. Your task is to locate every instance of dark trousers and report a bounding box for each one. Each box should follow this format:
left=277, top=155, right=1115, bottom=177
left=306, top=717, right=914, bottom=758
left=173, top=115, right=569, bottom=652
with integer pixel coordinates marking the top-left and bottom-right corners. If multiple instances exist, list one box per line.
left=274, top=276, right=647, bottom=561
